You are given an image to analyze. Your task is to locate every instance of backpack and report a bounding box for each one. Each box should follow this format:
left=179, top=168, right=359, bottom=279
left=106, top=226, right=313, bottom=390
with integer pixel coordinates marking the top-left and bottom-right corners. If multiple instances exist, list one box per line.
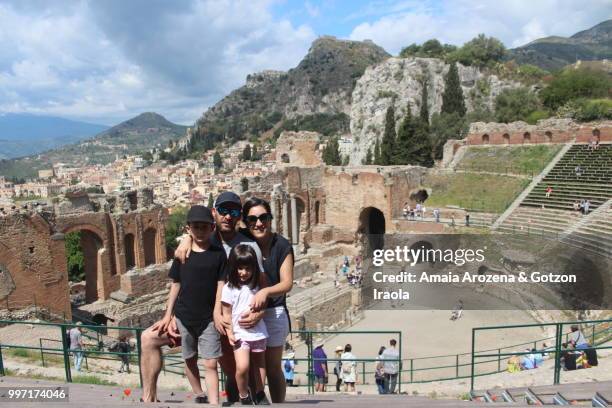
left=284, top=359, right=292, bottom=372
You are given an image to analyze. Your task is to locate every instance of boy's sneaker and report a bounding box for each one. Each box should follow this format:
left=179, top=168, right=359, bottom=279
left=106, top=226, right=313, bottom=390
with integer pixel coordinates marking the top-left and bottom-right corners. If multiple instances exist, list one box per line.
left=254, top=391, right=270, bottom=405
left=194, top=394, right=209, bottom=404
left=240, top=394, right=255, bottom=405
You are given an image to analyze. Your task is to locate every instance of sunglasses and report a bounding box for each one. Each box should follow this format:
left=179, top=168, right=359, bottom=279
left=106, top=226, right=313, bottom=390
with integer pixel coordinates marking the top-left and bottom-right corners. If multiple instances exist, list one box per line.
left=216, top=207, right=241, bottom=218
left=245, top=213, right=273, bottom=224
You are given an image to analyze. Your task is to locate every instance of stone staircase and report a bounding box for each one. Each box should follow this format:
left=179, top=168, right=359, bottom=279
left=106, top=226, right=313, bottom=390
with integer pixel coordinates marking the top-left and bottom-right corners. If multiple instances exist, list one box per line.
left=472, top=380, right=612, bottom=406
left=497, top=144, right=612, bottom=254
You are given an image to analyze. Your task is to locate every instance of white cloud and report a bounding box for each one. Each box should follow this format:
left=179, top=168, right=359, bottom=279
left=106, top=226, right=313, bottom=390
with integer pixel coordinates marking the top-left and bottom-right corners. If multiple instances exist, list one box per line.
left=348, top=0, right=612, bottom=54
left=0, top=0, right=315, bottom=125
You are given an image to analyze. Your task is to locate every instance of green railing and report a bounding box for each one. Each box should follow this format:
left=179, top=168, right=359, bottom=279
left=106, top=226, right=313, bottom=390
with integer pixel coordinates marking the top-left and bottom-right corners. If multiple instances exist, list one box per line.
left=0, top=319, right=609, bottom=394
left=470, top=318, right=612, bottom=391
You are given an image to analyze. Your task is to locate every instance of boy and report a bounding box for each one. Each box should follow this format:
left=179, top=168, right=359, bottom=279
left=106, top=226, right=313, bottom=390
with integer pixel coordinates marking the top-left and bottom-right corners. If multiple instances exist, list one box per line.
left=154, top=205, right=226, bottom=404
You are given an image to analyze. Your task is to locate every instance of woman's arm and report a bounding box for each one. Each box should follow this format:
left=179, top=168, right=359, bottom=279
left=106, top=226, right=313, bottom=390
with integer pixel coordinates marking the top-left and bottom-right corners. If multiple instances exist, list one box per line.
left=213, top=281, right=227, bottom=335
left=256, top=253, right=294, bottom=302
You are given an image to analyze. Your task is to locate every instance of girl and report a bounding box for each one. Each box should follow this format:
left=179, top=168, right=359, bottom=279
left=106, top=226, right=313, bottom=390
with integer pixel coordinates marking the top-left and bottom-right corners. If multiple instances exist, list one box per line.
left=221, top=244, right=270, bottom=405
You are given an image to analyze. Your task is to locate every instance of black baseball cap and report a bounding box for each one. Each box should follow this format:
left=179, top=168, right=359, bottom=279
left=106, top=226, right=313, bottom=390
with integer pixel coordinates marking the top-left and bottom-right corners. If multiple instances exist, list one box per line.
left=214, top=191, right=242, bottom=208
left=187, top=205, right=214, bottom=224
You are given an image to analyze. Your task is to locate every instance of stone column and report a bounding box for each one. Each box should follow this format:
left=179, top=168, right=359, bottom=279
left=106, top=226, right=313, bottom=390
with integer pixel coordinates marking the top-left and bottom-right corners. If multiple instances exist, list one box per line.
left=290, top=194, right=298, bottom=246
left=282, top=198, right=289, bottom=238
left=270, top=195, right=278, bottom=232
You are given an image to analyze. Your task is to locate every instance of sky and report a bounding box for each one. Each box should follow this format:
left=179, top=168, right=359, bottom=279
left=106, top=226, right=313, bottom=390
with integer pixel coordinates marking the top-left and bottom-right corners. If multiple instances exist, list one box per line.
left=0, top=0, right=610, bottom=126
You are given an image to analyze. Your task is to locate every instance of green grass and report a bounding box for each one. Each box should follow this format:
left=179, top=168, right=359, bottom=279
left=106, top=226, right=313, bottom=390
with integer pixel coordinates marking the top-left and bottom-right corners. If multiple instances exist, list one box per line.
left=456, top=145, right=562, bottom=176
left=424, top=173, right=529, bottom=213
left=72, top=375, right=118, bottom=386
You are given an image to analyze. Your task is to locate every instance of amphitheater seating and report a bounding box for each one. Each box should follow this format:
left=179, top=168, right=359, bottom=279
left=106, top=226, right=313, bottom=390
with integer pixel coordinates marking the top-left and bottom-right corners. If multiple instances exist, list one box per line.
left=562, top=200, right=612, bottom=257
left=521, top=144, right=612, bottom=212
left=472, top=380, right=612, bottom=406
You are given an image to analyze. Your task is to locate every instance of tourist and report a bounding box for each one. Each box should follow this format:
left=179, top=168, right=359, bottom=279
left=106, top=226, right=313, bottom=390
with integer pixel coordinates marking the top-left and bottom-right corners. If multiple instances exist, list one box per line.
left=421, top=205, right=427, bottom=219
left=333, top=346, right=343, bottom=391
left=340, top=344, right=358, bottom=392
left=573, top=200, right=580, bottom=212
left=282, top=350, right=296, bottom=387
left=159, top=205, right=226, bottom=404
left=584, top=200, right=591, bottom=215
left=545, top=185, right=552, bottom=198
left=507, top=355, right=521, bottom=373
left=375, top=346, right=386, bottom=394
left=450, top=300, right=464, bottom=321
left=465, top=212, right=470, bottom=227
left=117, top=336, right=131, bottom=374
left=531, top=348, right=543, bottom=367
left=415, top=202, right=422, bottom=218
left=402, top=202, right=409, bottom=219
left=382, top=339, right=400, bottom=394
left=140, top=191, right=265, bottom=404
left=561, top=343, right=578, bottom=371
left=242, top=197, right=294, bottom=403
left=221, top=244, right=271, bottom=405
left=450, top=213, right=456, bottom=227
left=433, top=208, right=440, bottom=223
left=575, top=165, right=582, bottom=178
left=568, top=324, right=590, bottom=350
left=520, top=349, right=535, bottom=370
left=69, top=322, right=84, bottom=372
left=409, top=208, right=415, bottom=220
left=312, top=341, right=328, bottom=392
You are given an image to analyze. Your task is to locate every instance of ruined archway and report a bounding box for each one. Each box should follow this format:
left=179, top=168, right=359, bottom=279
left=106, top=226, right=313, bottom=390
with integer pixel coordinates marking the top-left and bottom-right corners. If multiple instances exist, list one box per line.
left=143, top=227, right=157, bottom=266
left=281, top=153, right=290, bottom=163
left=503, top=133, right=510, bottom=144
left=593, top=128, right=600, bottom=138
left=410, top=240, right=434, bottom=264
left=124, top=233, right=136, bottom=270
left=410, top=189, right=429, bottom=203
left=482, top=134, right=489, bottom=143
left=359, top=207, right=386, bottom=253
left=523, top=132, right=531, bottom=143
left=314, top=201, right=320, bottom=224
left=79, top=230, right=103, bottom=303
left=545, top=131, right=553, bottom=142
left=294, top=197, right=306, bottom=245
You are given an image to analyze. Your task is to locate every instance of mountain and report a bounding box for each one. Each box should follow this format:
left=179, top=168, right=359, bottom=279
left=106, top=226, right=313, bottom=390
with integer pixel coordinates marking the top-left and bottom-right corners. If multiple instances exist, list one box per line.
left=0, top=113, right=108, bottom=159
left=185, top=36, right=390, bottom=152
left=508, top=19, right=612, bottom=71
left=0, top=112, right=187, bottom=179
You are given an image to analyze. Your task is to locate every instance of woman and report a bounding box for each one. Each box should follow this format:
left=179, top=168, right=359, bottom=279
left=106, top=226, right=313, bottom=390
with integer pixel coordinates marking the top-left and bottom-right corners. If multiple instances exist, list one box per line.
left=333, top=346, right=343, bottom=391
left=242, top=197, right=294, bottom=403
left=340, top=344, right=357, bottom=393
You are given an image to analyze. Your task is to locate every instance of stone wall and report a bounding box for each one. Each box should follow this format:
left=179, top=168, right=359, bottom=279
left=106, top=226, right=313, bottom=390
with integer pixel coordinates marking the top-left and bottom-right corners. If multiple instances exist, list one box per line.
left=466, top=119, right=612, bottom=146
left=275, top=131, right=323, bottom=167
left=120, top=261, right=171, bottom=297
left=301, top=289, right=355, bottom=331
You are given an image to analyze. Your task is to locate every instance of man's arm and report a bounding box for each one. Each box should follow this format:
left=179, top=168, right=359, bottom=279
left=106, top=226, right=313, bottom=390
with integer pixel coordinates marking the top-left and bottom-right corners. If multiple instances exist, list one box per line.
left=174, top=234, right=192, bottom=263
left=151, top=282, right=180, bottom=334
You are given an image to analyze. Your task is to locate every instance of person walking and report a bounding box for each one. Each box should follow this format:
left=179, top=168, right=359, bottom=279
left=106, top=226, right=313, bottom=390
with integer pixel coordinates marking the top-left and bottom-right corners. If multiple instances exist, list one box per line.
left=117, top=336, right=131, bottom=374
left=312, top=341, right=328, bottom=392
left=282, top=351, right=296, bottom=387
left=382, top=339, right=400, bottom=394
left=69, top=322, right=84, bottom=372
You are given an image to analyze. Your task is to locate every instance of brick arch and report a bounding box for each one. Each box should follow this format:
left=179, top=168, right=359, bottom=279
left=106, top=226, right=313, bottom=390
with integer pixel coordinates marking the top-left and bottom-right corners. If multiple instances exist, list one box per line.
left=358, top=206, right=386, bottom=253
left=60, top=223, right=108, bottom=303
left=143, top=227, right=158, bottom=266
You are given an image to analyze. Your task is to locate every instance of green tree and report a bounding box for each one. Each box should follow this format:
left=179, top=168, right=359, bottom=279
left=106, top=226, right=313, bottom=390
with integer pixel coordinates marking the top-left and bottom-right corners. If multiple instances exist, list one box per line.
left=373, top=139, right=382, bottom=165
left=240, top=177, right=249, bottom=192
left=429, top=112, right=468, bottom=160
left=394, top=108, right=433, bottom=167
left=441, top=63, right=466, bottom=117
left=65, top=231, right=84, bottom=282
left=494, top=87, right=541, bottom=123
left=251, top=145, right=259, bottom=161
left=322, top=137, right=341, bottom=165
left=165, top=206, right=188, bottom=255
left=380, top=106, right=397, bottom=165
left=213, top=151, right=223, bottom=169
left=207, top=193, right=214, bottom=208
left=399, top=43, right=420, bottom=57
left=242, top=144, right=252, bottom=161
left=341, top=155, right=349, bottom=166
left=448, top=34, right=506, bottom=67
left=421, top=39, right=444, bottom=58
left=420, top=79, right=430, bottom=125
left=363, top=148, right=373, bottom=165
left=540, top=68, right=611, bottom=111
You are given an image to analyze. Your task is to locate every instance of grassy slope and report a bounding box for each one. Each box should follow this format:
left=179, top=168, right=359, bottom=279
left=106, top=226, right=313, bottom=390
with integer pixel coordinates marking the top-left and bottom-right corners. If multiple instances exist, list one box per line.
left=456, top=145, right=562, bottom=176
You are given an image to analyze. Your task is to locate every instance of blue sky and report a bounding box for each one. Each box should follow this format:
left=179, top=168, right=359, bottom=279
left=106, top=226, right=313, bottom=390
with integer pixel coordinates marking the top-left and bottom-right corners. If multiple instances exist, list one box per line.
left=0, top=0, right=609, bottom=126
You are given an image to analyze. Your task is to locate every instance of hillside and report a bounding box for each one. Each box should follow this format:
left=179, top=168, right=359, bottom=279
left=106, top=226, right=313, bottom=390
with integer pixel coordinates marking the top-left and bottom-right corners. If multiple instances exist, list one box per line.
left=0, top=112, right=187, bottom=179
left=508, top=19, right=612, bottom=71
left=185, top=36, right=390, bottom=151
left=0, top=114, right=108, bottom=159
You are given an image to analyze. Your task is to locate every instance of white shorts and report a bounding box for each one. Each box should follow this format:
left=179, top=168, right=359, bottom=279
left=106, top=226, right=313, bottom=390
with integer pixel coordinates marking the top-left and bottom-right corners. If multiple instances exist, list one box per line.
left=263, top=306, right=290, bottom=348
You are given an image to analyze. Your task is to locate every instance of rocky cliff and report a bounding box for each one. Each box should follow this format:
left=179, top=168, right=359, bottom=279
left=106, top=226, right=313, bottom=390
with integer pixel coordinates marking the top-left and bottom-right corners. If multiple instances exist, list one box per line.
left=349, top=57, right=520, bottom=164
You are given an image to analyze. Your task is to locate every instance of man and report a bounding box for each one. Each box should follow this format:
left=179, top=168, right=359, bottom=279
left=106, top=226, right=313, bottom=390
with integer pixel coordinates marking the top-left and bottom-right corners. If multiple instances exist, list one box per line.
left=69, top=322, right=84, bottom=372
left=140, top=191, right=265, bottom=404
left=312, top=341, right=328, bottom=392
left=381, top=339, right=400, bottom=394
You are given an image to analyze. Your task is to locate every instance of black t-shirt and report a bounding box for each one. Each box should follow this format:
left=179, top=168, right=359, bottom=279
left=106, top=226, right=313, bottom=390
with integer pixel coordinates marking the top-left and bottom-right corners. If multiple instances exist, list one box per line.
left=168, top=245, right=227, bottom=328
left=263, top=233, right=294, bottom=308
